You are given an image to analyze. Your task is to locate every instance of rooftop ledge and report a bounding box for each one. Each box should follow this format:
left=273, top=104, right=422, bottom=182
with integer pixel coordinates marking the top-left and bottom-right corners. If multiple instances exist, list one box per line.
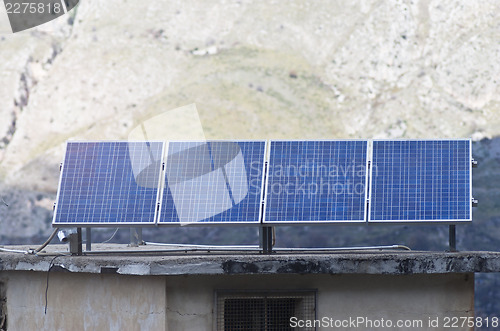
left=0, top=244, right=500, bottom=276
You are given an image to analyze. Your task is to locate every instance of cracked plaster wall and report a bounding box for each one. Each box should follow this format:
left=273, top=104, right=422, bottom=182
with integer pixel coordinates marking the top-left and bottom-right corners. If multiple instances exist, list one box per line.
left=2, top=270, right=472, bottom=331
left=4, top=271, right=166, bottom=331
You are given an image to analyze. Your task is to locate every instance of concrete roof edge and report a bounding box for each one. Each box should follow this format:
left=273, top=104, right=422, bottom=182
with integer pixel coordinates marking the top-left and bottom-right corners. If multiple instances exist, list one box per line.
left=1, top=248, right=500, bottom=276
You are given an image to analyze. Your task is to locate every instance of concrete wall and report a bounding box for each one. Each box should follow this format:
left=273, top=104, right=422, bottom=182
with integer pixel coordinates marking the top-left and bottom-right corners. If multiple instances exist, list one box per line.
left=165, top=273, right=474, bottom=331
left=0, top=271, right=473, bottom=331
left=2, top=271, right=167, bottom=331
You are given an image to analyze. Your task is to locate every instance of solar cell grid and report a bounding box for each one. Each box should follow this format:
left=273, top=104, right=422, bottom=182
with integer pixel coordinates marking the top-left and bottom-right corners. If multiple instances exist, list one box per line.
left=158, top=141, right=266, bottom=225
left=369, top=139, right=471, bottom=222
left=52, top=141, right=164, bottom=226
left=264, top=140, right=368, bottom=223
left=52, top=139, right=473, bottom=227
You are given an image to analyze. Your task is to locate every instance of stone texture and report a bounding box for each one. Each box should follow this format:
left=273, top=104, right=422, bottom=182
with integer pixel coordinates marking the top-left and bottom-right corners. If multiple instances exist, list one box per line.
left=2, top=244, right=500, bottom=275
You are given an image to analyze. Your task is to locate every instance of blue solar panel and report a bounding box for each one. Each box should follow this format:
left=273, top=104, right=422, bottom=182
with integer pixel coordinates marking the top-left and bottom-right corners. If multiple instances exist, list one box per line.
left=158, top=141, right=266, bottom=225
left=53, top=141, right=164, bottom=226
left=369, top=140, right=471, bottom=222
left=264, top=140, right=368, bottom=223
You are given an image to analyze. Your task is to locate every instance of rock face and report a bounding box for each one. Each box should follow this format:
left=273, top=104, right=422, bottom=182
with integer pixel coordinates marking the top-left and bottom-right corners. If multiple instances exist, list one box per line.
left=0, top=0, right=499, bottom=239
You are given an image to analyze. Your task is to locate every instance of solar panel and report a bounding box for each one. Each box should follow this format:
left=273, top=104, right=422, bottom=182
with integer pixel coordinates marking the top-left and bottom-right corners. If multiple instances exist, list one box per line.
left=158, top=141, right=266, bottom=225
left=264, top=140, right=368, bottom=224
left=369, top=139, right=472, bottom=222
left=52, top=141, right=164, bottom=226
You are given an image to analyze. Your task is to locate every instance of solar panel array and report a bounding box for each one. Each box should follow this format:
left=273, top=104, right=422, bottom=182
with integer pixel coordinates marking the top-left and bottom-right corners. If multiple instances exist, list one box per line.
left=264, top=140, right=368, bottom=223
left=369, top=140, right=471, bottom=222
left=52, top=139, right=473, bottom=227
left=53, top=141, right=164, bottom=226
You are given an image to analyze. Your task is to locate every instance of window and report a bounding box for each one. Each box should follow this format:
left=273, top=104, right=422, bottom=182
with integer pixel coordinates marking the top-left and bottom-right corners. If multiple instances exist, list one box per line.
left=216, top=290, right=316, bottom=331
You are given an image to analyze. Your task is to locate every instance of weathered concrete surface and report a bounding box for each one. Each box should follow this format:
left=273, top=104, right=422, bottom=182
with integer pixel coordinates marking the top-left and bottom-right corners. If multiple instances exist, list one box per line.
left=0, top=244, right=478, bottom=330
left=1, top=270, right=474, bottom=331
left=1, top=244, right=500, bottom=276
left=164, top=273, right=474, bottom=331
left=4, top=271, right=167, bottom=331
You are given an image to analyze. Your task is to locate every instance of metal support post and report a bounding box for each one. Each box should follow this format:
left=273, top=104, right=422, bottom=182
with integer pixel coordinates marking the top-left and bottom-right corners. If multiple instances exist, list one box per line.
left=86, top=228, right=92, bottom=251
left=449, top=225, right=456, bottom=252
left=260, top=226, right=273, bottom=254
left=69, top=228, right=83, bottom=255
left=129, top=228, right=143, bottom=247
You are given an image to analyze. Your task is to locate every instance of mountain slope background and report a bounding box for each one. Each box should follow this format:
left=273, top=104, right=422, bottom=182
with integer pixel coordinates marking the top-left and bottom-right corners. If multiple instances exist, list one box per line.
left=0, top=0, right=500, bottom=324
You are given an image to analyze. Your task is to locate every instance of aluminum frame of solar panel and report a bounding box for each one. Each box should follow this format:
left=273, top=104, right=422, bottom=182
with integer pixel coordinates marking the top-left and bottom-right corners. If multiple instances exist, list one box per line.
left=263, top=140, right=369, bottom=224
left=368, top=139, right=472, bottom=223
left=52, top=141, right=165, bottom=227
left=157, top=140, right=267, bottom=225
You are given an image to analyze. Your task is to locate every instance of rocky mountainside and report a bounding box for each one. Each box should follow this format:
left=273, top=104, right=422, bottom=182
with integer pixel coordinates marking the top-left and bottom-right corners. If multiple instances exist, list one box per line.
left=0, top=0, right=498, bottom=240
left=0, top=0, right=499, bottom=241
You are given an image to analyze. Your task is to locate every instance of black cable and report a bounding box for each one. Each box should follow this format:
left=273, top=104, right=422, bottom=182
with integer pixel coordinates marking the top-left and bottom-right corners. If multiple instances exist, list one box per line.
left=44, top=255, right=62, bottom=314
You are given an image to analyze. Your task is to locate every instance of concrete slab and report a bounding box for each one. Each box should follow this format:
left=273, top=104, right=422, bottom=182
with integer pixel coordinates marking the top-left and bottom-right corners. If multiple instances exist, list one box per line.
left=1, top=244, right=500, bottom=276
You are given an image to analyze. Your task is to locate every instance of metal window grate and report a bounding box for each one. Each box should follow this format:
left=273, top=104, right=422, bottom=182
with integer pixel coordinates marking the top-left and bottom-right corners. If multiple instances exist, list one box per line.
left=216, top=290, right=316, bottom=331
